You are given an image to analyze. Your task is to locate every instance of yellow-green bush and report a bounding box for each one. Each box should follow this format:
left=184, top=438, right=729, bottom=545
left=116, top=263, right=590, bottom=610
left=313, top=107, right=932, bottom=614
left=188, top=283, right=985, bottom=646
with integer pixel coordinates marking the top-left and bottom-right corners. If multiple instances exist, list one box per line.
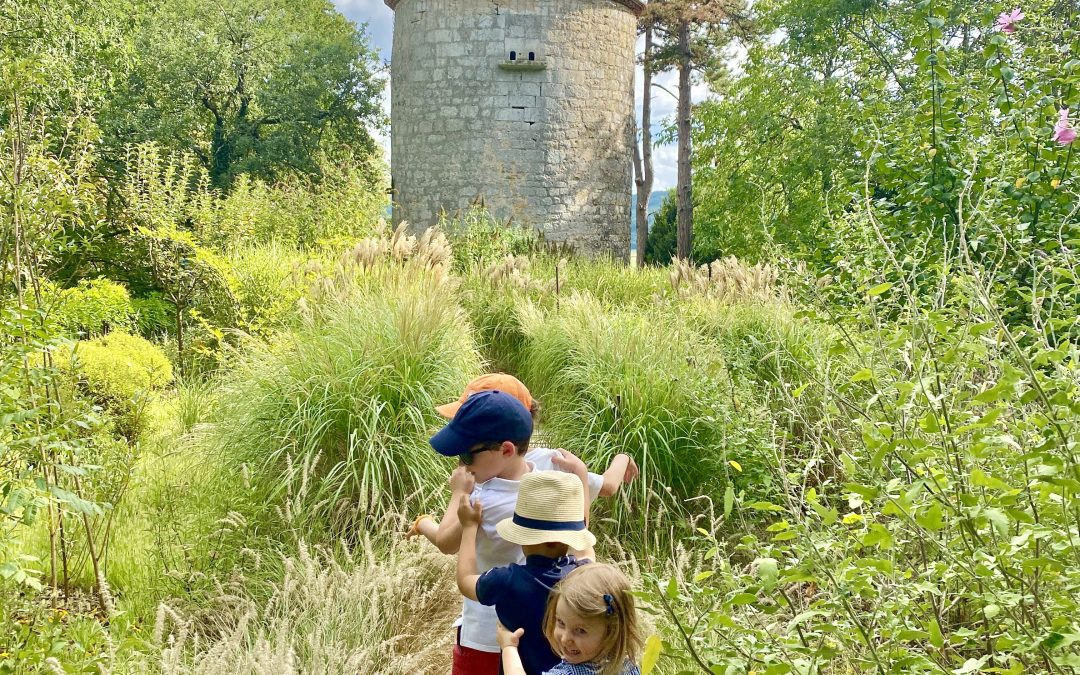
left=45, top=278, right=135, bottom=338
left=54, top=332, right=174, bottom=440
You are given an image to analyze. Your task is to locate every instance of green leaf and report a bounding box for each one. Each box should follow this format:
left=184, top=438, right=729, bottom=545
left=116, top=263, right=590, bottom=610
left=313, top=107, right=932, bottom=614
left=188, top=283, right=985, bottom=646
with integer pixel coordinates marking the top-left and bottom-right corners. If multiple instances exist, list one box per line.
left=641, top=634, right=663, bottom=675
left=928, top=617, right=945, bottom=649
left=954, top=656, right=989, bottom=674
left=756, top=557, right=779, bottom=589
left=723, top=485, right=735, bottom=518
left=850, top=368, right=874, bottom=383
left=867, top=282, right=893, bottom=297
left=748, top=501, right=785, bottom=512
left=985, top=508, right=1010, bottom=537
left=916, top=501, right=944, bottom=531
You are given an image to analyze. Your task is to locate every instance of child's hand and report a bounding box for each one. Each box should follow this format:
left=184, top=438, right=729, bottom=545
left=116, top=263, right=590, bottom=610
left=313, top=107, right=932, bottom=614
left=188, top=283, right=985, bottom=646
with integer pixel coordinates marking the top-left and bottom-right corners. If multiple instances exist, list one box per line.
left=552, top=448, right=588, bottom=477
left=449, top=466, right=476, bottom=495
left=405, top=514, right=433, bottom=539
left=457, top=493, right=483, bottom=528
left=621, top=454, right=639, bottom=483
left=496, top=622, right=525, bottom=649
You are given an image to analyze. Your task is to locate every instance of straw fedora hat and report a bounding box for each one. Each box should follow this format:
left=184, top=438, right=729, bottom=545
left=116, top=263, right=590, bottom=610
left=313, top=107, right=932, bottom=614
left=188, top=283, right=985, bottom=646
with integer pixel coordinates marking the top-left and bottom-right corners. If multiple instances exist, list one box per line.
left=496, top=471, right=596, bottom=551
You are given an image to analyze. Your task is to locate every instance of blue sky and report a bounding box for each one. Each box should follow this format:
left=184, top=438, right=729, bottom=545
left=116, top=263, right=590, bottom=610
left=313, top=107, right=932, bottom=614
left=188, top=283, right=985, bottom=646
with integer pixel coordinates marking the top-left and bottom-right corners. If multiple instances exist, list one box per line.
left=330, top=0, right=701, bottom=190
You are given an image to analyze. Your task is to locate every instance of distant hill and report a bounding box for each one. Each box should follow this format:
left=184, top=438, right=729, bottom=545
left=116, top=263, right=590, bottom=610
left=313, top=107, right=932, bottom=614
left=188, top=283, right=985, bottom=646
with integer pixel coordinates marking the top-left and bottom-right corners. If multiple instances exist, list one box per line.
left=629, top=189, right=669, bottom=249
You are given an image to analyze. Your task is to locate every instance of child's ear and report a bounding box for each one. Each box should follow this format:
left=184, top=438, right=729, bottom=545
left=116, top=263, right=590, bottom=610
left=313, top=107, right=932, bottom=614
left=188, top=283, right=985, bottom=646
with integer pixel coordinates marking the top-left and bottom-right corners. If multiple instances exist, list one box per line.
left=500, top=440, right=516, bottom=456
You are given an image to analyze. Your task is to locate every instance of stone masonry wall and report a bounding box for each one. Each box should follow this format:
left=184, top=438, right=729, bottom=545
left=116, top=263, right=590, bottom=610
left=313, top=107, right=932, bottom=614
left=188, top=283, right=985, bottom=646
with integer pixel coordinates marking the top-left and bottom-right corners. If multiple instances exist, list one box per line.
left=389, top=0, right=638, bottom=258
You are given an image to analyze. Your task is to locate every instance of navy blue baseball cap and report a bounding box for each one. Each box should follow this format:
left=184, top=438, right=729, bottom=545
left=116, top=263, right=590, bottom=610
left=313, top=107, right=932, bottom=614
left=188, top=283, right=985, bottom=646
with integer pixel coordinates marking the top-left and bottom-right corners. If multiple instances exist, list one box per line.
left=429, top=389, right=534, bottom=458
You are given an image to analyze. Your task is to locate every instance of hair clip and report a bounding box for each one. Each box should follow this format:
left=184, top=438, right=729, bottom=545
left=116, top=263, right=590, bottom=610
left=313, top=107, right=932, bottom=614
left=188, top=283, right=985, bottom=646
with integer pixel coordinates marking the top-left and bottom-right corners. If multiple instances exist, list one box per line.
left=603, top=594, right=616, bottom=615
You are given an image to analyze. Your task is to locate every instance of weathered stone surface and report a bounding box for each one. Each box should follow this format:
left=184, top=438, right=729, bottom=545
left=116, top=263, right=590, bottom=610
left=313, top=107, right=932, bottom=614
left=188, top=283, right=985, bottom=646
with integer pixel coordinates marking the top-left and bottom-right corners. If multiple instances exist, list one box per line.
left=387, top=0, right=639, bottom=259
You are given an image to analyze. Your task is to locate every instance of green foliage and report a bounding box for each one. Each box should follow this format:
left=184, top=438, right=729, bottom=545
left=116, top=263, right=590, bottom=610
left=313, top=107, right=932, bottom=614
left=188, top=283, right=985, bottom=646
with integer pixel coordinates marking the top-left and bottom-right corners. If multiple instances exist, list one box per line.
left=53, top=332, right=173, bottom=440
left=518, top=293, right=768, bottom=505
left=645, top=249, right=1080, bottom=673
left=208, top=262, right=481, bottom=541
left=199, top=160, right=388, bottom=251
left=644, top=192, right=677, bottom=265
left=224, top=242, right=324, bottom=340
left=692, top=0, right=1080, bottom=331
left=130, top=293, right=174, bottom=338
left=441, top=207, right=540, bottom=273
left=99, top=0, right=385, bottom=188
left=44, top=278, right=136, bottom=338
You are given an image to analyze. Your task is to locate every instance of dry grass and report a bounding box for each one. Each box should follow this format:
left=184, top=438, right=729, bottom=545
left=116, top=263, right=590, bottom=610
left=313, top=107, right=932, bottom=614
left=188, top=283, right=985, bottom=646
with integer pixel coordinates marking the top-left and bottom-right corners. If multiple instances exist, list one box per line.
left=668, top=255, right=784, bottom=303
left=156, top=530, right=459, bottom=674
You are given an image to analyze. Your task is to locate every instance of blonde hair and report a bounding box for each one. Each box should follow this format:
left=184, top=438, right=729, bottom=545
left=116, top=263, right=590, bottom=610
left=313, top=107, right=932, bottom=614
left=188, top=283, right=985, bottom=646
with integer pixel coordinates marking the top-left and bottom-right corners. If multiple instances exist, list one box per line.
left=542, top=563, right=642, bottom=675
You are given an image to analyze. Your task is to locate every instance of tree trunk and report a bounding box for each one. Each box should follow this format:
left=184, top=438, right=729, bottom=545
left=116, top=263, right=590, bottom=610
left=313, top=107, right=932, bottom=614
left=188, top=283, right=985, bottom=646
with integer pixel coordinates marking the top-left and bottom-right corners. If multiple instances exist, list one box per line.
left=676, top=20, right=693, bottom=261
left=175, top=300, right=185, bottom=379
left=633, top=25, right=654, bottom=268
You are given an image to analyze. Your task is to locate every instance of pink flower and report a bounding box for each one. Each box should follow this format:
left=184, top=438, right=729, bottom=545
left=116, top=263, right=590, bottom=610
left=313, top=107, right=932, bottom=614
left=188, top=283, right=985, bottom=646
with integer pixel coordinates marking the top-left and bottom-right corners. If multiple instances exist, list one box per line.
left=996, top=8, right=1024, bottom=34
left=1053, top=108, right=1077, bottom=146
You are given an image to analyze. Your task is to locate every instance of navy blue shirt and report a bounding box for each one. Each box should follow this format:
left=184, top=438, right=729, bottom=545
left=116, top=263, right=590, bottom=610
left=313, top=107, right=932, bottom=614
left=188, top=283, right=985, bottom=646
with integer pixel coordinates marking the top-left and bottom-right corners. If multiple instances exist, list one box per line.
left=476, top=555, right=590, bottom=675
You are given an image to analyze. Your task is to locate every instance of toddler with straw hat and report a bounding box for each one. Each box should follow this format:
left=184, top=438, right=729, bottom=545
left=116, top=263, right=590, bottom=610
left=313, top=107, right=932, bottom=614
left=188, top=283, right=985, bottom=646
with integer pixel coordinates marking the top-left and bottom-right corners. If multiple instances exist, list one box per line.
left=457, top=469, right=597, bottom=675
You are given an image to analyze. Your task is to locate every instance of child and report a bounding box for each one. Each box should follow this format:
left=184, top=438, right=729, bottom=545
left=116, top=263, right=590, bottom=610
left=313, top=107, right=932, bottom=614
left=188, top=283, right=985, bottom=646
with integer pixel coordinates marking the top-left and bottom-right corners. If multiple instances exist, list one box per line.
left=425, top=389, right=606, bottom=675
left=497, top=563, right=643, bottom=675
left=456, top=470, right=596, bottom=675
left=407, top=373, right=638, bottom=544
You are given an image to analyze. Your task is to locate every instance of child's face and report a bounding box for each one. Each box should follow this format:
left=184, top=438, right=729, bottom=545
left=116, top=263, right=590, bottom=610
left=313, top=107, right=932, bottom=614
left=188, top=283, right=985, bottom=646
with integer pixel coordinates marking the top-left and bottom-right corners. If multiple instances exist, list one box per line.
left=551, top=597, right=608, bottom=665
left=459, top=441, right=515, bottom=483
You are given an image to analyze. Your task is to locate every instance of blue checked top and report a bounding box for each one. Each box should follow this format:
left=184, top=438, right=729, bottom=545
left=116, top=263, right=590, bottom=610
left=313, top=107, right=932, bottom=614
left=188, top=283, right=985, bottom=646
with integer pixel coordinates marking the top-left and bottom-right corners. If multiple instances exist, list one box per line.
left=543, top=661, right=641, bottom=675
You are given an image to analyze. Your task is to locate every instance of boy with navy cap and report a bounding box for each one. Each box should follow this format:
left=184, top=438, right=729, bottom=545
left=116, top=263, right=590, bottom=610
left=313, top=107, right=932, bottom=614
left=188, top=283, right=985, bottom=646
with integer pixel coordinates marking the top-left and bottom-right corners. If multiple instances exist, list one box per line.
left=427, top=390, right=618, bottom=675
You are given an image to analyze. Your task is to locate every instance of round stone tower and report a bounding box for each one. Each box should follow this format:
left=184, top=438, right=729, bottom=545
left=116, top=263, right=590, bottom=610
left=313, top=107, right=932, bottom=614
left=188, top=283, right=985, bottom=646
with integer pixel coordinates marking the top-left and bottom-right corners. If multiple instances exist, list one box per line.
left=385, top=0, right=642, bottom=258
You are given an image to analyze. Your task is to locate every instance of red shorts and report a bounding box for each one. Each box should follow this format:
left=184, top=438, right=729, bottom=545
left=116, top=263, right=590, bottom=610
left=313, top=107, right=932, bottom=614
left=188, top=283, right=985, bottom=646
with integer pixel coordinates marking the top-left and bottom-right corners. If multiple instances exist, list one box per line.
left=452, top=628, right=500, bottom=675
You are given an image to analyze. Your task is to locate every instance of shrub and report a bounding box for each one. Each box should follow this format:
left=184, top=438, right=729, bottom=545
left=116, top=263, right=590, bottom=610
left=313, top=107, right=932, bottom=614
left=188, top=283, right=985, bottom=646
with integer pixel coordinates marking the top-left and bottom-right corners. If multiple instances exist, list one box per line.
left=54, top=332, right=174, bottom=440
left=46, top=278, right=135, bottom=338
left=131, top=293, right=175, bottom=338
left=225, top=242, right=324, bottom=340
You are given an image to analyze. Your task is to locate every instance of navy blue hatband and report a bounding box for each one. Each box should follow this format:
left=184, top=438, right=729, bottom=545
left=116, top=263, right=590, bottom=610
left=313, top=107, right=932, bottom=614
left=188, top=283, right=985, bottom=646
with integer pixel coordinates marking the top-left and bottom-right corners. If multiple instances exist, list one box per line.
left=512, top=513, right=586, bottom=531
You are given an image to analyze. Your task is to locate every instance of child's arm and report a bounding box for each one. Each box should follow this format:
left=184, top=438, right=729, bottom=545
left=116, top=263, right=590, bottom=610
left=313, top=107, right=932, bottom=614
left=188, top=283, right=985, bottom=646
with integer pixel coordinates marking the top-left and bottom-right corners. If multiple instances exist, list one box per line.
left=599, top=453, right=638, bottom=497
left=405, top=513, right=439, bottom=542
left=553, top=449, right=596, bottom=561
left=455, top=494, right=483, bottom=601
left=496, top=623, right=528, bottom=675
left=432, top=466, right=475, bottom=554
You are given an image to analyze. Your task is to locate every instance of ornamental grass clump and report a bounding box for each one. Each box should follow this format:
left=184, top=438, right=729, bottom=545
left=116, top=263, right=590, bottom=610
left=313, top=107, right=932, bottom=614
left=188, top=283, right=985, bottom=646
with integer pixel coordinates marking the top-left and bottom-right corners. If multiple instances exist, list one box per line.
left=517, top=292, right=769, bottom=510
left=156, top=530, right=459, bottom=674
left=208, top=257, right=480, bottom=540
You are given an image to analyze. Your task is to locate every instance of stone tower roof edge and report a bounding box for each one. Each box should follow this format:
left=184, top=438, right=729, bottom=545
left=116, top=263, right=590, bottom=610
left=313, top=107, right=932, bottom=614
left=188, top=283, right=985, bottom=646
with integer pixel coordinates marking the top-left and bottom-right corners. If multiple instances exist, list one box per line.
left=383, top=0, right=645, bottom=14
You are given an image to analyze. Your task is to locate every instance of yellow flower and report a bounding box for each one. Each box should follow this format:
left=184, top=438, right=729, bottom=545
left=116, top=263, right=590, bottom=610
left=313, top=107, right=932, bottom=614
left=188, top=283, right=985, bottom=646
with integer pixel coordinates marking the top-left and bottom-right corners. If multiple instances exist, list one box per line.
left=928, top=148, right=938, bottom=158
left=1051, top=178, right=1061, bottom=189
left=1015, top=177, right=1026, bottom=188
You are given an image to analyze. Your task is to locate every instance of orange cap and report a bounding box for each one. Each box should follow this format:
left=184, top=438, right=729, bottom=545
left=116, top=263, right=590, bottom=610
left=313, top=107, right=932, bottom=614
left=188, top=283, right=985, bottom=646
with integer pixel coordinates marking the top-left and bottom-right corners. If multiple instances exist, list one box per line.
left=437, top=373, right=533, bottom=418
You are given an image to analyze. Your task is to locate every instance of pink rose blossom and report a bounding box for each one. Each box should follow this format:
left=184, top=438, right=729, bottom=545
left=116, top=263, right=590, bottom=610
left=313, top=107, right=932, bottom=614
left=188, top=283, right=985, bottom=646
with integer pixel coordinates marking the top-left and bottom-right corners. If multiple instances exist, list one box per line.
left=996, top=8, right=1024, bottom=34
left=1053, top=108, right=1077, bottom=146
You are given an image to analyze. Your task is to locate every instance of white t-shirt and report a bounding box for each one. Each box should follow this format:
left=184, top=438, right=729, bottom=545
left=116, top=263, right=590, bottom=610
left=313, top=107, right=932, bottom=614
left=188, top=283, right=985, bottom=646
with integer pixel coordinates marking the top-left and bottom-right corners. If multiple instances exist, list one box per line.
left=456, top=447, right=604, bottom=653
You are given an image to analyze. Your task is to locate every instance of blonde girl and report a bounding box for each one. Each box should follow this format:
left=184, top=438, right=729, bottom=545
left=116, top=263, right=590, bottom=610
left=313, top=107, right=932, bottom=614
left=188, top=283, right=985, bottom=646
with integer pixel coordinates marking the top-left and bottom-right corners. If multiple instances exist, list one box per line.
left=497, top=563, right=643, bottom=675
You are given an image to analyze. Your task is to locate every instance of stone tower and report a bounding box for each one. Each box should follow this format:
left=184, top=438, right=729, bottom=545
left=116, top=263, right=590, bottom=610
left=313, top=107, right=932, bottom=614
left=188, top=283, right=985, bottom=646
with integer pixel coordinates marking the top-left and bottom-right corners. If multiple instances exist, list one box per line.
left=385, top=0, right=642, bottom=258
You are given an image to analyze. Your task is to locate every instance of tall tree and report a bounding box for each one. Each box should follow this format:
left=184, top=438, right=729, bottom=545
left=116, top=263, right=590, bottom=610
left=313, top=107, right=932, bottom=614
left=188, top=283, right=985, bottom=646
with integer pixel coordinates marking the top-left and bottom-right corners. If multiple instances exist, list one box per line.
left=647, top=0, right=750, bottom=261
left=632, top=22, right=656, bottom=268
left=101, top=0, right=385, bottom=188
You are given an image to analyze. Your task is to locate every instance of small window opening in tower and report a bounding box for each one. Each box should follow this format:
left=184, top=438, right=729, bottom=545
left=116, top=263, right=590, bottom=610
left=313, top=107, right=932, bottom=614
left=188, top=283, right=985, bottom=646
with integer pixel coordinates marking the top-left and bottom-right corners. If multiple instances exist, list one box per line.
left=528, top=51, right=535, bottom=61
left=509, top=50, right=517, bottom=61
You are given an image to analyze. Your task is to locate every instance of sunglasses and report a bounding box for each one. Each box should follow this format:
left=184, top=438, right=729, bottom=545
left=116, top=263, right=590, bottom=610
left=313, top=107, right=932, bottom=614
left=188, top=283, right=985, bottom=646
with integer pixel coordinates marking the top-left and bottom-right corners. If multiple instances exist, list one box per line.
left=458, top=443, right=500, bottom=466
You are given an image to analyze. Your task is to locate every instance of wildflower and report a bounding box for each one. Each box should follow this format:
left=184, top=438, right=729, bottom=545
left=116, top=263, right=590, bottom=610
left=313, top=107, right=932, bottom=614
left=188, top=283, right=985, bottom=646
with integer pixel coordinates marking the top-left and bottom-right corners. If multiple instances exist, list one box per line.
left=996, top=8, right=1024, bottom=34
left=1052, top=108, right=1077, bottom=146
